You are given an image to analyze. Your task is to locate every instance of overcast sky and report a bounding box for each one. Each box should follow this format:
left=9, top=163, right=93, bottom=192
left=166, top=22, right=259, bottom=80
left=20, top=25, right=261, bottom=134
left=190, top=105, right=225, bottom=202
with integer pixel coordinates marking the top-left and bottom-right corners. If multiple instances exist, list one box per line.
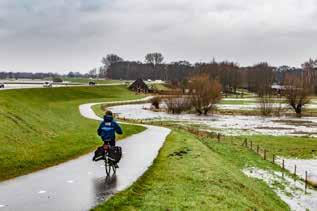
left=0, top=0, right=316, bottom=73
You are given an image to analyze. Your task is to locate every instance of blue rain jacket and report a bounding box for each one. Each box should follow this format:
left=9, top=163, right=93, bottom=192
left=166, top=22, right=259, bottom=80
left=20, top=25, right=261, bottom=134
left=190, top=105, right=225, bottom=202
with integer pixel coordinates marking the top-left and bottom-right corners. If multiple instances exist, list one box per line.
left=97, top=115, right=123, bottom=142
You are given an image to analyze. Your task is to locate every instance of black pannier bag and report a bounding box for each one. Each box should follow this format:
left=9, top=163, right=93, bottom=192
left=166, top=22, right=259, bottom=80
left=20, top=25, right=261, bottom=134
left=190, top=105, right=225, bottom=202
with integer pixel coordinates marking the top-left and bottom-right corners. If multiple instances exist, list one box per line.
left=108, top=146, right=122, bottom=163
left=93, top=146, right=105, bottom=161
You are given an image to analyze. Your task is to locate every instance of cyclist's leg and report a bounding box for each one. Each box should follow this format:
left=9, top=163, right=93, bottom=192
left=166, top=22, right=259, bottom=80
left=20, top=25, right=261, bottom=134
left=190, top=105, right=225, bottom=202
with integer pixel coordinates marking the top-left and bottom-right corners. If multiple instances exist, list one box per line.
left=109, top=140, right=116, bottom=147
left=103, top=141, right=111, bottom=151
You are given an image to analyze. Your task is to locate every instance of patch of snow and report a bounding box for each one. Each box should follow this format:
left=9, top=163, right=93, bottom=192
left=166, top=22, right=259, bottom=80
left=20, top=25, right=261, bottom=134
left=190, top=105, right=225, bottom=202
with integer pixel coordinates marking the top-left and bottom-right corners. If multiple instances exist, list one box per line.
left=243, top=167, right=317, bottom=211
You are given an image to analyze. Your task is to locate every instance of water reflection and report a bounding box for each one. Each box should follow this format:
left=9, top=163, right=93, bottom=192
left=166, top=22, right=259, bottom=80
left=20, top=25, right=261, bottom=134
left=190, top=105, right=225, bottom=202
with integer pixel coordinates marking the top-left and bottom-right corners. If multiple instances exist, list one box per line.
left=93, top=174, right=117, bottom=204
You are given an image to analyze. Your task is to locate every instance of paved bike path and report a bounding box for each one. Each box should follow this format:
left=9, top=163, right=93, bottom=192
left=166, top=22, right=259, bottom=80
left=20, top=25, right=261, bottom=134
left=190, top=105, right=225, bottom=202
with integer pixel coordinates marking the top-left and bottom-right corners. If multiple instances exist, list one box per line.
left=0, top=98, right=170, bottom=211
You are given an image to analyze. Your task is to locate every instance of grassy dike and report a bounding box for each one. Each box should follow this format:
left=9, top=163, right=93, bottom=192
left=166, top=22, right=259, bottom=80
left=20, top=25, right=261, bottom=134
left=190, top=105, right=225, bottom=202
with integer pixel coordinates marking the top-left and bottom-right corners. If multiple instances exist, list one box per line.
left=94, top=129, right=289, bottom=210
left=0, top=86, right=145, bottom=181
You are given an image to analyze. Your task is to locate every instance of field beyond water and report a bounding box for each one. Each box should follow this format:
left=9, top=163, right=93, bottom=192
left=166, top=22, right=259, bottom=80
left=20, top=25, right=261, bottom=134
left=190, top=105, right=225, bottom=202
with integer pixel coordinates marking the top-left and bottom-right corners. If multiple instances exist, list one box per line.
left=0, top=86, right=145, bottom=181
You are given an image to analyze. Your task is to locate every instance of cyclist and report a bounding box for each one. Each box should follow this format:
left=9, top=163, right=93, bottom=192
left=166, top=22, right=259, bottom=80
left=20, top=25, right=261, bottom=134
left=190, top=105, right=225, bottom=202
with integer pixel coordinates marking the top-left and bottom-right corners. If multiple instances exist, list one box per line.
left=97, top=110, right=123, bottom=147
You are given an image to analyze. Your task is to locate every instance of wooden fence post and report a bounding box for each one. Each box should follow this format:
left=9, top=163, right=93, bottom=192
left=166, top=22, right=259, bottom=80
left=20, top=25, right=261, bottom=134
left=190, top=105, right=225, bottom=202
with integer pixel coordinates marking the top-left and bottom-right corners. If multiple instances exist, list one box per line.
left=256, top=145, right=259, bottom=154
left=250, top=141, right=253, bottom=150
left=294, top=165, right=297, bottom=176
left=282, top=159, right=285, bottom=170
left=263, top=150, right=267, bottom=160
left=305, top=171, right=308, bottom=192
left=272, top=154, right=275, bottom=164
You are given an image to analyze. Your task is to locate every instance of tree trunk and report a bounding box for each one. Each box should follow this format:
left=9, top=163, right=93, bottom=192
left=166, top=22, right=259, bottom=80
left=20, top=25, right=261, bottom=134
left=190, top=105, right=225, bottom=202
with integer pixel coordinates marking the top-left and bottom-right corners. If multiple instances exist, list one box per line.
left=295, top=105, right=302, bottom=117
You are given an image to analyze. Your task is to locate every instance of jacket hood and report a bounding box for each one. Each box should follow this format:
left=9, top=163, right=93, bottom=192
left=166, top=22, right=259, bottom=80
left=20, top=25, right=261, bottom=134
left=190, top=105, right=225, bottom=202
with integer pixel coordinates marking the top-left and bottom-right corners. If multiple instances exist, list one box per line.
left=104, top=115, right=113, bottom=122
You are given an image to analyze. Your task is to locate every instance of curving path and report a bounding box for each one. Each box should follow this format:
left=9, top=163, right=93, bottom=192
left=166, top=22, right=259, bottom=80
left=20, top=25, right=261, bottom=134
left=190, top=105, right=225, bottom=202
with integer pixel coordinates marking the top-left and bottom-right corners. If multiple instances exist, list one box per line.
left=0, top=97, right=170, bottom=211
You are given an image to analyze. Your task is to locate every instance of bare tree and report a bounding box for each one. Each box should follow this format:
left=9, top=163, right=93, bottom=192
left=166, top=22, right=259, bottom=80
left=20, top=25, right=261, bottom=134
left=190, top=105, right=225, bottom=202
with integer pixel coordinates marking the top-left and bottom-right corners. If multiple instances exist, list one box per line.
left=257, top=94, right=274, bottom=116
left=102, top=54, right=123, bottom=67
left=98, top=67, right=107, bottom=78
left=284, top=74, right=311, bottom=117
left=248, top=63, right=274, bottom=96
left=88, top=68, right=97, bottom=78
left=189, top=73, right=222, bottom=115
left=145, top=53, right=164, bottom=67
left=302, top=58, right=317, bottom=94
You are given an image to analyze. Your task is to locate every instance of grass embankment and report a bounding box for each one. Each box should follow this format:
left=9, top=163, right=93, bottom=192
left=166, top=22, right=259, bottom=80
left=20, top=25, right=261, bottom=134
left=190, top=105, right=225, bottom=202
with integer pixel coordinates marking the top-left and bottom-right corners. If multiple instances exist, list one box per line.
left=0, top=86, right=145, bottom=181
left=63, top=77, right=130, bottom=84
left=149, top=83, right=170, bottom=91
left=94, top=129, right=289, bottom=210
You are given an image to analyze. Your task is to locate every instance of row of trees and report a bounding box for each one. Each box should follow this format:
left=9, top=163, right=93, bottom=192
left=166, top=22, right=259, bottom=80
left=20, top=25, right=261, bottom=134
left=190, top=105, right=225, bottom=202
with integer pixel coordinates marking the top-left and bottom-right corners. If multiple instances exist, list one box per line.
left=0, top=72, right=61, bottom=80
left=103, top=53, right=317, bottom=96
left=159, top=70, right=314, bottom=117
left=0, top=71, right=92, bottom=80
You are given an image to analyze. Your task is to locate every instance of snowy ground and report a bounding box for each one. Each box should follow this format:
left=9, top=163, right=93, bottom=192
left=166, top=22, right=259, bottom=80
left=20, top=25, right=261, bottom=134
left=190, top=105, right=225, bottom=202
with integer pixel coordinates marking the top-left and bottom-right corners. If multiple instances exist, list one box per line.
left=244, top=167, right=317, bottom=211
left=108, top=103, right=317, bottom=137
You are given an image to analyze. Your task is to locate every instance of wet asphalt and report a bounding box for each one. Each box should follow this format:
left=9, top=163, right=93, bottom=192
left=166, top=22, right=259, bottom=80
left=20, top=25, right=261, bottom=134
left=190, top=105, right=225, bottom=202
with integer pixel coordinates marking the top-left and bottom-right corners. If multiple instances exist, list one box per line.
left=0, top=99, right=170, bottom=210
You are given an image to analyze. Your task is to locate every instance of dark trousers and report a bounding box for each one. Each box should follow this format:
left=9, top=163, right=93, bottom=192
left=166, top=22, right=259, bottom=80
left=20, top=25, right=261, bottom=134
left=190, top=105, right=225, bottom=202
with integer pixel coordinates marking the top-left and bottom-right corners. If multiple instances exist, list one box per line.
left=103, top=139, right=116, bottom=147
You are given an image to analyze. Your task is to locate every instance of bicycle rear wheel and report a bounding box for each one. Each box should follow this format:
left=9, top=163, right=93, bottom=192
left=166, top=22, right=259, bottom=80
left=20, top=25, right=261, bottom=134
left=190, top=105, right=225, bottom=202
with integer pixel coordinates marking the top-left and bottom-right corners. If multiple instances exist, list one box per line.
left=105, top=161, right=112, bottom=176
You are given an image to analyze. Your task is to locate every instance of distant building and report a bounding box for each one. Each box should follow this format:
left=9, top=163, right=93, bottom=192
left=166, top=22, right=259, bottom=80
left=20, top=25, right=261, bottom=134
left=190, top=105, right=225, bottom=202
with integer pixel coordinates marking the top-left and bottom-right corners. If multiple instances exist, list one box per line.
left=129, top=79, right=150, bottom=93
left=271, top=84, right=285, bottom=95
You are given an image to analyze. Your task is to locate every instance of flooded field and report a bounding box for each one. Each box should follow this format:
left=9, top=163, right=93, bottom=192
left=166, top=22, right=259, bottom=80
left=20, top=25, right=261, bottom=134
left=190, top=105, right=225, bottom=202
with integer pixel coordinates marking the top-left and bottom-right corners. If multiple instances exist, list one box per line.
left=109, top=103, right=317, bottom=137
left=244, top=167, right=317, bottom=211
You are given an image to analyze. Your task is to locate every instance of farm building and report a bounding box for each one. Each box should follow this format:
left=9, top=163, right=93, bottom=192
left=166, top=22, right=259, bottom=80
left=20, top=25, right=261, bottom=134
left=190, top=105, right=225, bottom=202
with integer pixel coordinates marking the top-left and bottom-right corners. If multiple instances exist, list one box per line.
left=128, top=78, right=150, bottom=93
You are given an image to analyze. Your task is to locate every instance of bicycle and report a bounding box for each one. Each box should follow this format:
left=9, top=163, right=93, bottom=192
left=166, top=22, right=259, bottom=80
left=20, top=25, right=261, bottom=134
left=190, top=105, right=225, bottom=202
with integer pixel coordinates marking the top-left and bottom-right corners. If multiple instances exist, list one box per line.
left=93, top=143, right=121, bottom=176
left=104, top=145, right=117, bottom=176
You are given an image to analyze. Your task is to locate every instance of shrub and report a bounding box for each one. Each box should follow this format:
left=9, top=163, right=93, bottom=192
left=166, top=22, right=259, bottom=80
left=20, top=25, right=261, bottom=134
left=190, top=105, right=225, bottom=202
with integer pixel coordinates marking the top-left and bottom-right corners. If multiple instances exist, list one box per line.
left=189, top=73, right=222, bottom=115
left=164, top=96, right=191, bottom=114
left=52, top=77, right=63, bottom=82
left=150, top=96, right=161, bottom=109
left=257, top=95, right=274, bottom=116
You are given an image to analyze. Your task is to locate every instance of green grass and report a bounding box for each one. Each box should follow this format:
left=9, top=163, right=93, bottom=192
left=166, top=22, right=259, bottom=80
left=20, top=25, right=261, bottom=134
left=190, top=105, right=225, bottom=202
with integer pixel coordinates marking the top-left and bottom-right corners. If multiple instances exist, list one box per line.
left=0, top=86, right=145, bottom=181
left=231, top=135, right=317, bottom=159
left=94, top=129, right=289, bottom=210
left=62, top=77, right=130, bottom=84
left=149, top=83, right=170, bottom=91
left=169, top=122, right=317, bottom=159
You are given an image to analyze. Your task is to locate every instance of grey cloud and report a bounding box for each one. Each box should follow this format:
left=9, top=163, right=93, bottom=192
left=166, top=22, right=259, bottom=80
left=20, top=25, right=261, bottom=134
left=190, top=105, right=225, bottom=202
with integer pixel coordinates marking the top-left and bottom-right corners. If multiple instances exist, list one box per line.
left=0, top=0, right=317, bottom=72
